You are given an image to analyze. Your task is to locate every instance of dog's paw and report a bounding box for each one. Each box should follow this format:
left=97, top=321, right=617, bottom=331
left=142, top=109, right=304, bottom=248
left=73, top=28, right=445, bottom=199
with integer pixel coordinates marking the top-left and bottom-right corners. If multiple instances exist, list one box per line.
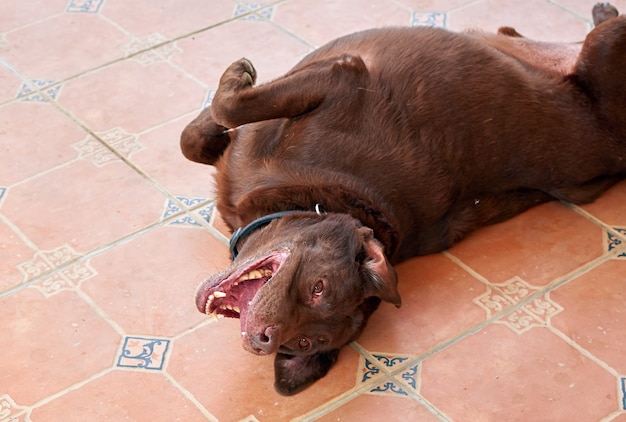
left=593, top=2, right=619, bottom=26
left=219, top=58, right=257, bottom=92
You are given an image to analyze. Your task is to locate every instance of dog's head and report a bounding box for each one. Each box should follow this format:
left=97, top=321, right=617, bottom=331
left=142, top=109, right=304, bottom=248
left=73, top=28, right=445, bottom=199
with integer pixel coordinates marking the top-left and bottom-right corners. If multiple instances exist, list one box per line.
left=195, top=212, right=401, bottom=395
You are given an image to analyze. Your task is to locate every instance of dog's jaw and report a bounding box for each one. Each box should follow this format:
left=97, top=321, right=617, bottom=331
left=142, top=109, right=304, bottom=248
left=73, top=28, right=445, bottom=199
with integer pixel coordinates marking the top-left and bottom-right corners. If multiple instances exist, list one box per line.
left=195, top=250, right=289, bottom=334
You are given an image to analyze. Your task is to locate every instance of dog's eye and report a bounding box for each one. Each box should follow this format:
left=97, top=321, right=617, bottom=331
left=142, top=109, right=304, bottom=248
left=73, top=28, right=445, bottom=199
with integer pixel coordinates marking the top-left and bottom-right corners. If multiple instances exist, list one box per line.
left=312, top=280, right=324, bottom=297
left=299, top=337, right=311, bottom=351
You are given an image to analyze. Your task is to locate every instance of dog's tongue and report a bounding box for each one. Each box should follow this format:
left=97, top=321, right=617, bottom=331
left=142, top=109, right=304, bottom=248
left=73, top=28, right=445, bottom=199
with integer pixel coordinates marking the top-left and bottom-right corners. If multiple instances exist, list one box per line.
left=238, top=283, right=259, bottom=335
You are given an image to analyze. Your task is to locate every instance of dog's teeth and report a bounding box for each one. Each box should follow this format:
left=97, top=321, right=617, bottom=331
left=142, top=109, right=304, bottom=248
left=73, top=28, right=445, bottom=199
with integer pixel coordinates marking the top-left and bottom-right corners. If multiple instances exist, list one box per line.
left=241, top=331, right=246, bottom=337
left=233, top=306, right=240, bottom=313
left=226, top=304, right=233, bottom=310
left=233, top=281, right=239, bottom=286
left=213, top=291, right=227, bottom=298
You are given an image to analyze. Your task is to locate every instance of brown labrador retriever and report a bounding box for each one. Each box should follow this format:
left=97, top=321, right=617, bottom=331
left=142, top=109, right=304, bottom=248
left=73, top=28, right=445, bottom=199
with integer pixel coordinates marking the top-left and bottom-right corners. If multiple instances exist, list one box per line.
left=180, top=4, right=626, bottom=395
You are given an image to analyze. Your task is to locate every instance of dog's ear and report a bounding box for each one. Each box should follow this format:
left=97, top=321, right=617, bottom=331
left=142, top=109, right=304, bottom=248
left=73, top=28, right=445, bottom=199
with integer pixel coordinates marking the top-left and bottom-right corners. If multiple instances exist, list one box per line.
left=358, top=227, right=401, bottom=308
left=274, top=350, right=340, bottom=396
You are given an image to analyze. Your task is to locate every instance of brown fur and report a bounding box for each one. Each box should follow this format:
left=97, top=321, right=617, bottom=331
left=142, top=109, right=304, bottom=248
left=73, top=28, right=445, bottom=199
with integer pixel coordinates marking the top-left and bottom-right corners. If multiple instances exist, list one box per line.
left=181, top=7, right=626, bottom=395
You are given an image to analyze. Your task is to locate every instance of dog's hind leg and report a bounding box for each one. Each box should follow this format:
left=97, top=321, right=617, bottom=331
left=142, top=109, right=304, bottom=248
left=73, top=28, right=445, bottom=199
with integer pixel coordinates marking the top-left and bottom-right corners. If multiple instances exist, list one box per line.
left=573, top=16, right=626, bottom=137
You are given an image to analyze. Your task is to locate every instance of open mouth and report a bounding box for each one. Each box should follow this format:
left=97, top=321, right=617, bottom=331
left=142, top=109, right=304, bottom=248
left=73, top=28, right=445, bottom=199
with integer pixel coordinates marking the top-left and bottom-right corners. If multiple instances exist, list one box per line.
left=195, top=250, right=289, bottom=331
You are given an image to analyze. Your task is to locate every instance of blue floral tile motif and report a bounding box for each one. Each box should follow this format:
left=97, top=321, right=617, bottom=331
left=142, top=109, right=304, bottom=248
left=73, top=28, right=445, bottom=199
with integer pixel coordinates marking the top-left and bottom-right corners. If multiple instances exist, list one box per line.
left=203, top=89, right=216, bottom=109
left=17, top=80, right=62, bottom=102
left=607, top=228, right=626, bottom=258
left=234, top=3, right=275, bottom=21
left=117, top=336, right=170, bottom=370
left=66, top=0, right=105, bottom=13
left=411, top=11, right=447, bottom=28
left=361, top=354, right=419, bottom=396
left=162, top=196, right=213, bottom=226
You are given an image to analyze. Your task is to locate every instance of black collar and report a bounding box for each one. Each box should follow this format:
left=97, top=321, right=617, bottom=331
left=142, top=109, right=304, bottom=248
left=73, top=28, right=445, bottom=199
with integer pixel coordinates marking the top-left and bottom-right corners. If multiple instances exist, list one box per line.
left=229, top=204, right=326, bottom=260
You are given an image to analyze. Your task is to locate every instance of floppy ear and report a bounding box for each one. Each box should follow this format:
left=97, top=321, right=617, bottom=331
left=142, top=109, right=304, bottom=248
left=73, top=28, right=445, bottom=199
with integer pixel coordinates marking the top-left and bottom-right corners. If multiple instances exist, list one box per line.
left=358, top=227, right=401, bottom=308
left=274, top=350, right=340, bottom=396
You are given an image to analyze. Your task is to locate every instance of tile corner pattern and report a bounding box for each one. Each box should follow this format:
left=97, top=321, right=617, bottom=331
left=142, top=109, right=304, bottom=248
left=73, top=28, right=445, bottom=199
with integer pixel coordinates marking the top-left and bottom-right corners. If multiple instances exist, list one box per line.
left=117, top=336, right=170, bottom=370
left=66, top=0, right=105, bottom=13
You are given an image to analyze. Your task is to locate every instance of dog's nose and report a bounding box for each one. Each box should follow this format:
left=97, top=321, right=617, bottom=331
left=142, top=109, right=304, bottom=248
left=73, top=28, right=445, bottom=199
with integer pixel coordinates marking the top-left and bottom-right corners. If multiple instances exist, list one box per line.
left=249, top=325, right=280, bottom=354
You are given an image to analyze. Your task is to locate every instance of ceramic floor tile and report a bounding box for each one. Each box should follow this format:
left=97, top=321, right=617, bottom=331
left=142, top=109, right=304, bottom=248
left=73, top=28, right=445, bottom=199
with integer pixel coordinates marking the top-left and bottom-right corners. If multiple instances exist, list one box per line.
left=550, top=259, right=626, bottom=374
left=0, top=0, right=68, bottom=32
left=0, top=62, right=22, bottom=103
left=420, top=324, right=618, bottom=421
left=0, top=288, right=121, bottom=405
left=101, top=0, right=235, bottom=39
left=0, top=218, right=34, bottom=291
left=81, top=225, right=230, bottom=337
left=173, top=18, right=312, bottom=89
left=0, top=101, right=86, bottom=185
left=313, top=394, right=442, bottom=421
left=2, top=159, right=165, bottom=253
left=356, top=253, right=486, bottom=355
left=128, top=113, right=219, bottom=199
left=272, top=0, right=414, bottom=47
left=446, top=0, right=590, bottom=40
left=30, top=371, right=209, bottom=421
left=447, top=202, right=605, bottom=286
left=57, top=59, right=202, bottom=134
left=0, top=13, right=128, bottom=81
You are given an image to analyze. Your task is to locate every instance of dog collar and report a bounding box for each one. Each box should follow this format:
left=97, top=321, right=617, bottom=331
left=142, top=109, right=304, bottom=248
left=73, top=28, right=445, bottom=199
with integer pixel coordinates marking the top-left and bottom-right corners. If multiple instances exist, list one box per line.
left=229, top=204, right=326, bottom=260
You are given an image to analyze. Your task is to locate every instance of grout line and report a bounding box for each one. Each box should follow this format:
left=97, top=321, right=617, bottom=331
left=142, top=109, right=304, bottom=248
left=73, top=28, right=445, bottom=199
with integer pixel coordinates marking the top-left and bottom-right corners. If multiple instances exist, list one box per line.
left=29, top=367, right=114, bottom=410
left=162, top=371, right=219, bottom=421
left=548, top=326, right=621, bottom=377
left=0, top=209, right=186, bottom=298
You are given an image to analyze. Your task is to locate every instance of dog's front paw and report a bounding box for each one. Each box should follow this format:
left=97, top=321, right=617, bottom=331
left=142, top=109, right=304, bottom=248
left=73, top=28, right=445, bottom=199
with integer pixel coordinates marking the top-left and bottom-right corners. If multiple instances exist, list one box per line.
left=218, top=58, right=257, bottom=92
left=211, top=58, right=258, bottom=128
left=593, top=2, right=619, bottom=26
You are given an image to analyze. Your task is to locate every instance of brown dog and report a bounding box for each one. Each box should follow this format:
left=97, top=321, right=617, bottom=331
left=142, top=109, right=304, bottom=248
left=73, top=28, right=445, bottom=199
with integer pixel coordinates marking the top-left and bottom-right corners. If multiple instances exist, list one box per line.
left=181, top=4, right=625, bottom=395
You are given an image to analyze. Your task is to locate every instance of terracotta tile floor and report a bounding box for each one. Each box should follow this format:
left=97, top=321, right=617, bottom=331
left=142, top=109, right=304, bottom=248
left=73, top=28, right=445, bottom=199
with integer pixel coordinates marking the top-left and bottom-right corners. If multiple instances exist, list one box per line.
left=1, top=0, right=625, bottom=421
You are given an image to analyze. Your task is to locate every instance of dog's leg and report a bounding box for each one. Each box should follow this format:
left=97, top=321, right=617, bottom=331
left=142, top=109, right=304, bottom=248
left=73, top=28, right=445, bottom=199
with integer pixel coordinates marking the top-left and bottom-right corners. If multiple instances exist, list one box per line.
left=593, top=2, right=619, bottom=26
left=210, top=55, right=368, bottom=129
left=573, top=16, right=626, bottom=137
left=180, top=110, right=232, bottom=164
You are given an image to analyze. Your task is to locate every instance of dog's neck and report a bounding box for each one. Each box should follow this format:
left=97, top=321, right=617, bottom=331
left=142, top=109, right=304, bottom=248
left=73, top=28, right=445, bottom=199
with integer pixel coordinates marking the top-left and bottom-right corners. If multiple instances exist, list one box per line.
left=221, top=177, right=402, bottom=260
left=229, top=205, right=327, bottom=259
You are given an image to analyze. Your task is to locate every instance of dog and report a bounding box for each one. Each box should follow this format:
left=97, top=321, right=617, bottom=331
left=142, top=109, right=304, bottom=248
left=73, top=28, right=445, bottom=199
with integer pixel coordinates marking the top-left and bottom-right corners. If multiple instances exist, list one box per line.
left=180, top=4, right=625, bottom=395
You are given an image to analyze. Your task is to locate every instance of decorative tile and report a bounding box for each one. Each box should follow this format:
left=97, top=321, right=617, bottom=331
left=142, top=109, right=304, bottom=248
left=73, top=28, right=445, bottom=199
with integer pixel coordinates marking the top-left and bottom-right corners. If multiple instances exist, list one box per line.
left=606, top=227, right=626, bottom=259
left=117, top=336, right=170, bottom=370
left=360, top=354, right=418, bottom=397
left=162, top=196, right=213, bottom=226
left=622, top=377, right=626, bottom=410
left=234, top=3, right=275, bottom=21
left=411, top=11, right=446, bottom=28
left=17, top=80, right=62, bottom=102
left=0, top=394, right=28, bottom=422
left=17, top=245, right=97, bottom=296
left=202, top=89, right=216, bottom=109
left=72, top=127, right=142, bottom=166
left=474, top=277, right=563, bottom=334
left=66, top=0, right=105, bottom=13
left=120, top=33, right=182, bottom=66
